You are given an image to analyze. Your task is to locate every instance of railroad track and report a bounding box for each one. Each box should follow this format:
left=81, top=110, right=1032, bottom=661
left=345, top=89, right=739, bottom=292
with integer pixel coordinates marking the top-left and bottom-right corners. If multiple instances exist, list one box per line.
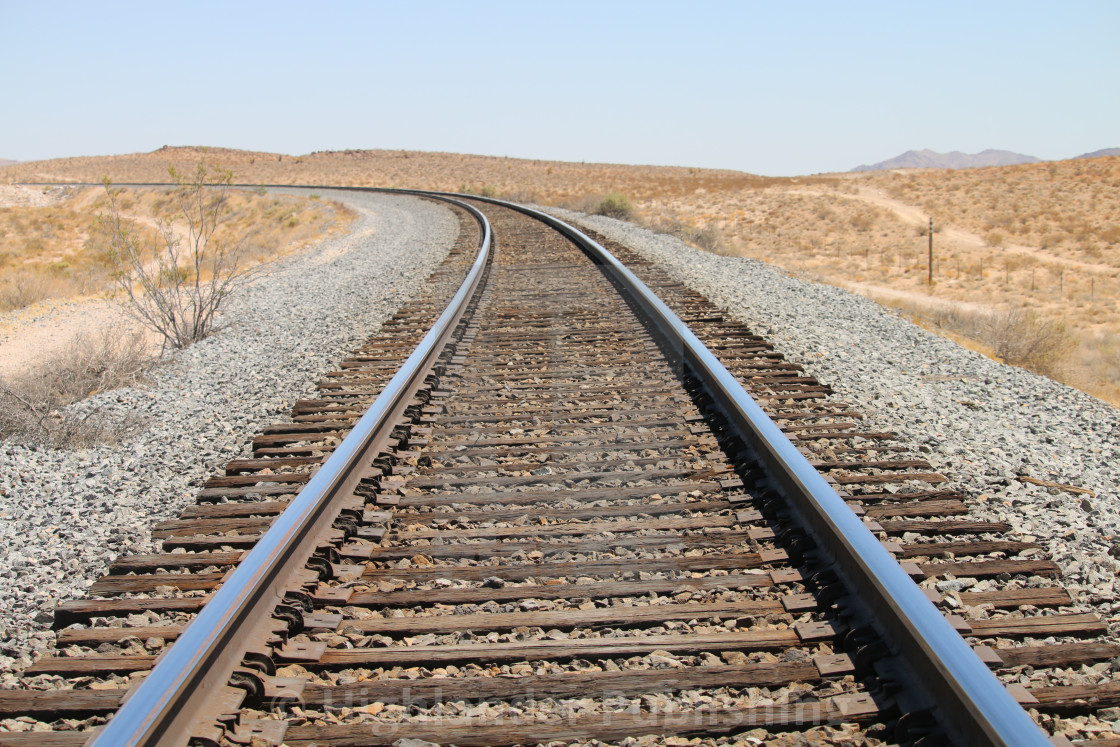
left=1, top=191, right=1117, bottom=746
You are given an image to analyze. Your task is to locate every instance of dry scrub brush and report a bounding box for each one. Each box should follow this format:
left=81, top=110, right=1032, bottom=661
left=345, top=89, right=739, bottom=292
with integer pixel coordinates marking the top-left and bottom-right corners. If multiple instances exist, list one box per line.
left=101, top=165, right=258, bottom=350
left=0, top=327, right=150, bottom=447
left=0, top=193, right=116, bottom=312
left=865, top=157, right=1120, bottom=265
left=986, top=308, right=1074, bottom=375
left=595, top=193, right=634, bottom=219
left=642, top=215, right=731, bottom=255
left=904, top=302, right=1074, bottom=378
left=0, top=185, right=346, bottom=315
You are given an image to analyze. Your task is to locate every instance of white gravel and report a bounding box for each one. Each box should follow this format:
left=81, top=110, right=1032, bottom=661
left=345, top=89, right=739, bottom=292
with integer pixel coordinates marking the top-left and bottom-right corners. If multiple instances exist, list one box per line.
left=554, top=209, right=1120, bottom=625
left=4, top=193, right=1116, bottom=676
left=0, top=190, right=457, bottom=665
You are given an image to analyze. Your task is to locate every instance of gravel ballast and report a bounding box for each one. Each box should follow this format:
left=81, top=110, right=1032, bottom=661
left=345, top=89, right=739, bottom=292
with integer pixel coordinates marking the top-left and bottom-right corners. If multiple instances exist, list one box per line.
left=3, top=192, right=1117, bottom=685
left=0, top=190, right=457, bottom=669
left=556, top=208, right=1120, bottom=626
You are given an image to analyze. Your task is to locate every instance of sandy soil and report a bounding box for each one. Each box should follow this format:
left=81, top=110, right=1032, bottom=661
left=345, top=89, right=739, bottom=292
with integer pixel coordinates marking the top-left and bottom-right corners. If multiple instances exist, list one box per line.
left=0, top=187, right=125, bottom=377
left=0, top=301, right=154, bottom=379
left=0, top=184, right=353, bottom=381
left=780, top=185, right=1119, bottom=315
left=0, top=185, right=70, bottom=209
left=829, top=186, right=1118, bottom=275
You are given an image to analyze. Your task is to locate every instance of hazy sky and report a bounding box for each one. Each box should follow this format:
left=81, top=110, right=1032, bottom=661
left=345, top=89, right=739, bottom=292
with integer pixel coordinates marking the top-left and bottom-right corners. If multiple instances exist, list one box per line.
left=3, top=1, right=1117, bottom=176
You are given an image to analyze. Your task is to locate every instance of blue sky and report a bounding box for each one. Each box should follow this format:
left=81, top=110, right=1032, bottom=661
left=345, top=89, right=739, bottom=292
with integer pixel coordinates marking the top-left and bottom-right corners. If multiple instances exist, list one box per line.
left=2, top=1, right=1117, bottom=175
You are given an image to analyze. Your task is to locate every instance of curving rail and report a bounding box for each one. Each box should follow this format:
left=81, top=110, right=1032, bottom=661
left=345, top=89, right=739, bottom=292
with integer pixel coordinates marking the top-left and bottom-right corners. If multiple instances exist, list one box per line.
left=83, top=187, right=1049, bottom=746
left=88, top=194, right=491, bottom=747
left=454, top=194, right=1051, bottom=747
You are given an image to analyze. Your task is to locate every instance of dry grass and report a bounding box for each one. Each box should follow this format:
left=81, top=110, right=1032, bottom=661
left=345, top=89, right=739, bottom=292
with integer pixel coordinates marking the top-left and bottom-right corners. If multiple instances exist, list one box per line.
left=880, top=299, right=1074, bottom=377
left=862, top=159, right=1120, bottom=261
left=631, top=159, right=1120, bottom=404
left=5, top=147, right=1118, bottom=404
left=594, top=193, right=634, bottom=219
left=0, top=326, right=151, bottom=446
left=0, top=194, right=115, bottom=310
left=0, top=184, right=353, bottom=313
left=1, top=145, right=822, bottom=203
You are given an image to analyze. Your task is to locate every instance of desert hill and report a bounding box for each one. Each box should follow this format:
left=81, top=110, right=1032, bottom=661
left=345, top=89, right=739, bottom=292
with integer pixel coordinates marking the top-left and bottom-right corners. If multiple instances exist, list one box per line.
left=5, top=145, right=1120, bottom=402
left=0, top=146, right=790, bottom=204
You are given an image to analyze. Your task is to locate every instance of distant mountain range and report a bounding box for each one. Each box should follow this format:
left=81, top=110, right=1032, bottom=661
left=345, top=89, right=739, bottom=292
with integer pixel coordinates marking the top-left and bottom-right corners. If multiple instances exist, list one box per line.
left=1075, top=148, right=1120, bottom=159
left=852, top=148, right=1120, bottom=172
left=0, top=159, right=18, bottom=168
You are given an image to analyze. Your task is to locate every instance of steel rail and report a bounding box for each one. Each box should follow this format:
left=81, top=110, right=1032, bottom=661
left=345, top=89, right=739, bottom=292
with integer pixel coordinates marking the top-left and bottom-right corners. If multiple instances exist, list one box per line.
left=455, top=195, right=1050, bottom=747
left=87, top=195, right=491, bottom=747
left=37, top=179, right=1045, bottom=744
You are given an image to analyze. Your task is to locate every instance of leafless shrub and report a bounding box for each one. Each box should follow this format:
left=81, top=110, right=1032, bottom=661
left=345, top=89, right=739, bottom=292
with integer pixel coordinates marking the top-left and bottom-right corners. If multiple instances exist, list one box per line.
left=916, top=303, right=988, bottom=340
left=986, top=308, right=1074, bottom=375
left=849, top=211, right=874, bottom=231
left=0, top=327, right=150, bottom=447
left=642, top=216, right=733, bottom=256
left=688, top=224, right=732, bottom=255
left=100, top=164, right=258, bottom=350
left=890, top=301, right=1073, bottom=378
left=0, top=271, right=48, bottom=312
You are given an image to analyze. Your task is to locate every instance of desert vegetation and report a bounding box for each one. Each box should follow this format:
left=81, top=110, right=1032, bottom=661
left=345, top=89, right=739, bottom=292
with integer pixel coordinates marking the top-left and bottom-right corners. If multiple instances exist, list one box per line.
left=0, top=180, right=352, bottom=314
left=3, top=147, right=1117, bottom=404
left=594, top=193, right=634, bottom=219
left=630, top=160, right=1120, bottom=403
left=862, top=159, right=1120, bottom=259
left=102, top=165, right=261, bottom=349
left=0, top=145, right=816, bottom=204
left=0, top=168, right=354, bottom=447
left=0, top=326, right=149, bottom=446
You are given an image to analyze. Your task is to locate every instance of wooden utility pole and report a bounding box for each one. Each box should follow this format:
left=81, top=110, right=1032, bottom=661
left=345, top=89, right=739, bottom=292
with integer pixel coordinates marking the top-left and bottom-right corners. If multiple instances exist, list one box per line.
left=927, top=217, right=934, bottom=285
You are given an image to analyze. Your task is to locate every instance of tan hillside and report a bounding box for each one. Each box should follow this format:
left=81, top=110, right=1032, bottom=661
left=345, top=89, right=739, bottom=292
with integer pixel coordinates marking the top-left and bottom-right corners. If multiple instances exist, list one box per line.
left=0, top=146, right=809, bottom=202
left=6, top=147, right=1119, bottom=404
left=0, top=183, right=352, bottom=314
